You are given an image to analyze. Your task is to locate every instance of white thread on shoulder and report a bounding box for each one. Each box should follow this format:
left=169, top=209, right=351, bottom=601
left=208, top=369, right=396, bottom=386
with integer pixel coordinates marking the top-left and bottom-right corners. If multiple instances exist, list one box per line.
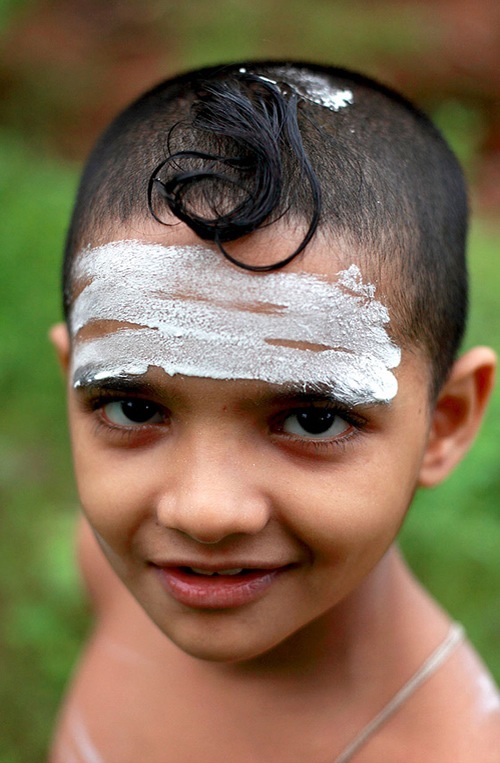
left=333, top=623, right=464, bottom=763
left=69, top=709, right=105, bottom=763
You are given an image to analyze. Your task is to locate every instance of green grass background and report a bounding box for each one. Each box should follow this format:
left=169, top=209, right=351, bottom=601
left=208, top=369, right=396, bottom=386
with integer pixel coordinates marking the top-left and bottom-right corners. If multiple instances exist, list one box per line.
left=1, top=1, right=500, bottom=760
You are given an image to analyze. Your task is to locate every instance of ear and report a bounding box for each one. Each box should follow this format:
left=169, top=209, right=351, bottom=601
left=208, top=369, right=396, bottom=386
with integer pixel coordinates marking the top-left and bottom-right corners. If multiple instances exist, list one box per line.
left=418, top=347, right=497, bottom=487
left=49, top=323, right=71, bottom=375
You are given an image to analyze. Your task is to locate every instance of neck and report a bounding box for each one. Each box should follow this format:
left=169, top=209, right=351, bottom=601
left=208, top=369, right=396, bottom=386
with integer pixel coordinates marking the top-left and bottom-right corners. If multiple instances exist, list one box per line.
left=199, top=546, right=431, bottom=695
left=154, top=545, right=450, bottom=762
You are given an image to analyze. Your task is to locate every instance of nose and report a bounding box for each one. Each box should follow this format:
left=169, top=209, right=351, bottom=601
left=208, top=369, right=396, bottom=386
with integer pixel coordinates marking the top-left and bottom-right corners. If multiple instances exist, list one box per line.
left=155, top=435, right=271, bottom=544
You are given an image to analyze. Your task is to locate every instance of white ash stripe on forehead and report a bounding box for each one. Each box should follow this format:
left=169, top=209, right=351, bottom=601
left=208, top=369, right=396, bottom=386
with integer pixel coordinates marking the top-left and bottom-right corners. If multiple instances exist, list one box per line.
left=71, top=242, right=397, bottom=363
left=70, top=241, right=401, bottom=404
left=72, top=263, right=396, bottom=366
left=72, top=329, right=398, bottom=406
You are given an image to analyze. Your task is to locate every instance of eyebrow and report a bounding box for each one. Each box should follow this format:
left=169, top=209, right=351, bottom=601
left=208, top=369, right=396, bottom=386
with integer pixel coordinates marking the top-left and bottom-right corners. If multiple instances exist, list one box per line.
left=255, top=381, right=391, bottom=409
left=72, top=371, right=165, bottom=398
left=72, top=371, right=391, bottom=409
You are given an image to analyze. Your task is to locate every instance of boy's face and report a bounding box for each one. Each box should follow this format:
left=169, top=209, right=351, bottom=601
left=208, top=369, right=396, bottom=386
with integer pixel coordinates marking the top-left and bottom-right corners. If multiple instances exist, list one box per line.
left=63, top=223, right=433, bottom=663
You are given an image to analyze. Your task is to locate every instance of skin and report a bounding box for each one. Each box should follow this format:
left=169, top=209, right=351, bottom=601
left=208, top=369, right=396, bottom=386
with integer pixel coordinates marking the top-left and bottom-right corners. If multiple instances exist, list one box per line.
left=50, top=222, right=500, bottom=762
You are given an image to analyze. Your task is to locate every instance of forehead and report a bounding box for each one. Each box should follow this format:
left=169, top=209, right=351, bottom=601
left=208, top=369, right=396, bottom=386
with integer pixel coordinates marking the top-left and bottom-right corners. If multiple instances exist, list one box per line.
left=69, top=236, right=401, bottom=406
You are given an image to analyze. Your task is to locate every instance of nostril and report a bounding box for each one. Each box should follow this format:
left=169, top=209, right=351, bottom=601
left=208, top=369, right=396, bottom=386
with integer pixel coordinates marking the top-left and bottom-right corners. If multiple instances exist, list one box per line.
left=180, top=529, right=236, bottom=545
left=155, top=475, right=272, bottom=542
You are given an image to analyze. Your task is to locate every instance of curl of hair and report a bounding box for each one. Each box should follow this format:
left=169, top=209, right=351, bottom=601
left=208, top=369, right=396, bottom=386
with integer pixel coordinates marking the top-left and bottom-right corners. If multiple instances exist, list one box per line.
left=147, top=74, right=321, bottom=272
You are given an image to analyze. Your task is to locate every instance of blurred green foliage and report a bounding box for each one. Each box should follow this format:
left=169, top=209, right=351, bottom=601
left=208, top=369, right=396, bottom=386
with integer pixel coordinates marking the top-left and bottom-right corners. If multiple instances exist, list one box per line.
left=1, top=2, right=500, bottom=761
left=0, top=132, right=87, bottom=762
left=0, top=0, right=34, bottom=26
left=400, top=219, right=500, bottom=671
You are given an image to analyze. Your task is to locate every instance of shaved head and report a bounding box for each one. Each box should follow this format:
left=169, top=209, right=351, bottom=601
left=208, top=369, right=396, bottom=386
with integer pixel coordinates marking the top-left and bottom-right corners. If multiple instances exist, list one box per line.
left=63, top=61, right=468, bottom=397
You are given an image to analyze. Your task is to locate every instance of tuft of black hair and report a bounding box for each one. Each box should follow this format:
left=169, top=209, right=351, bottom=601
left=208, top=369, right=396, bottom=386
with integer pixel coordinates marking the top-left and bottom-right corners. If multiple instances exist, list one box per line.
left=147, top=73, right=320, bottom=272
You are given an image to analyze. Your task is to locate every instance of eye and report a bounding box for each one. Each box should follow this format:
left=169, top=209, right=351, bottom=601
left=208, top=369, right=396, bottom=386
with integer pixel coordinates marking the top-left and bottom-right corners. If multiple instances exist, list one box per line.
left=102, top=399, right=164, bottom=426
left=282, top=408, right=351, bottom=439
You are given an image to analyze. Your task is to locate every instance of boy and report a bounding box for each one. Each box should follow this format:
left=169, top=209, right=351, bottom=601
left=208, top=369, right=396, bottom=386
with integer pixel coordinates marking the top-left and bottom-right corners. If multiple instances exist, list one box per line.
left=50, top=61, right=500, bottom=761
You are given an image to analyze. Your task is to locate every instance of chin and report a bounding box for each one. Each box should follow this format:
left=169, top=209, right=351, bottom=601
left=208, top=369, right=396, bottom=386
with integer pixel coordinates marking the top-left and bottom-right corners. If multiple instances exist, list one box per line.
left=152, top=611, right=298, bottom=664
left=171, top=639, right=259, bottom=664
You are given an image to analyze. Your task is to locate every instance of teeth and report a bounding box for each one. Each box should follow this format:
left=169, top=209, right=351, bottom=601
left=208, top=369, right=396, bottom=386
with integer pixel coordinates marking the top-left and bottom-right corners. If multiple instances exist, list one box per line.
left=190, top=567, right=243, bottom=576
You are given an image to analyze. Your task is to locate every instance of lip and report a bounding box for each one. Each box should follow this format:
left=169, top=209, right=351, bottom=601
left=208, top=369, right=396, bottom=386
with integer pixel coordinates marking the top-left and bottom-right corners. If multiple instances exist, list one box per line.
left=154, top=565, right=290, bottom=609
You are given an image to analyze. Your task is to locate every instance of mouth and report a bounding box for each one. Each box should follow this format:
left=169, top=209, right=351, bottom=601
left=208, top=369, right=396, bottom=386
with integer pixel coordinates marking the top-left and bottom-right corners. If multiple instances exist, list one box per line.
left=184, top=566, right=247, bottom=576
left=154, top=564, right=293, bottom=609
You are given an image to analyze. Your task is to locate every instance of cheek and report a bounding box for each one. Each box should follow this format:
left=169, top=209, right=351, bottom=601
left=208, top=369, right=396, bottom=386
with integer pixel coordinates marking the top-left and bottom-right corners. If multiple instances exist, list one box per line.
left=276, top=457, right=418, bottom=564
left=70, top=430, right=157, bottom=553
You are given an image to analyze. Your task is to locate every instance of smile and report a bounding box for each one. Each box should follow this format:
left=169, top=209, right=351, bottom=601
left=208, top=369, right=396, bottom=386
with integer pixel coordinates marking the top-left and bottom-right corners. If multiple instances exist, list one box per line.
left=154, top=565, right=291, bottom=609
left=190, top=567, right=244, bottom=575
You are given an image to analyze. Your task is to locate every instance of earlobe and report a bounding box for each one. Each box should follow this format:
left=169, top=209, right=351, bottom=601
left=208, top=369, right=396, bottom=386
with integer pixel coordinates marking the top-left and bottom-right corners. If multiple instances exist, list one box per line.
left=418, top=347, right=497, bottom=487
left=49, top=323, right=71, bottom=375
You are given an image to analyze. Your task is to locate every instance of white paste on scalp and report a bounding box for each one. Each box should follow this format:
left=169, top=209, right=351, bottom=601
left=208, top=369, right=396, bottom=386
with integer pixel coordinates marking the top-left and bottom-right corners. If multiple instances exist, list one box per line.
left=70, top=241, right=401, bottom=406
left=238, top=66, right=353, bottom=112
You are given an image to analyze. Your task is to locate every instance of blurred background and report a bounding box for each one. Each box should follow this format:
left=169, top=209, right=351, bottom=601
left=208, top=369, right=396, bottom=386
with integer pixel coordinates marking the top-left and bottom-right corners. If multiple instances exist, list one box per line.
left=0, top=0, right=499, bottom=759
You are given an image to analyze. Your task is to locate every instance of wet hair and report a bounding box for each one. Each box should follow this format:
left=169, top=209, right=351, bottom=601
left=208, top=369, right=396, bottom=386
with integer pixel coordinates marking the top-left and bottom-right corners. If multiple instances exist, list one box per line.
left=62, top=60, right=468, bottom=399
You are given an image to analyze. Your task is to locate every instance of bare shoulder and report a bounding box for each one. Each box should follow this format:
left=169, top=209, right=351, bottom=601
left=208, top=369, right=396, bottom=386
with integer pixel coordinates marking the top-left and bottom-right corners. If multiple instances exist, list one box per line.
left=402, top=633, right=500, bottom=763
left=51, top=517, right=180, bottom=763
left=445, top=637, right=500, bottom=762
